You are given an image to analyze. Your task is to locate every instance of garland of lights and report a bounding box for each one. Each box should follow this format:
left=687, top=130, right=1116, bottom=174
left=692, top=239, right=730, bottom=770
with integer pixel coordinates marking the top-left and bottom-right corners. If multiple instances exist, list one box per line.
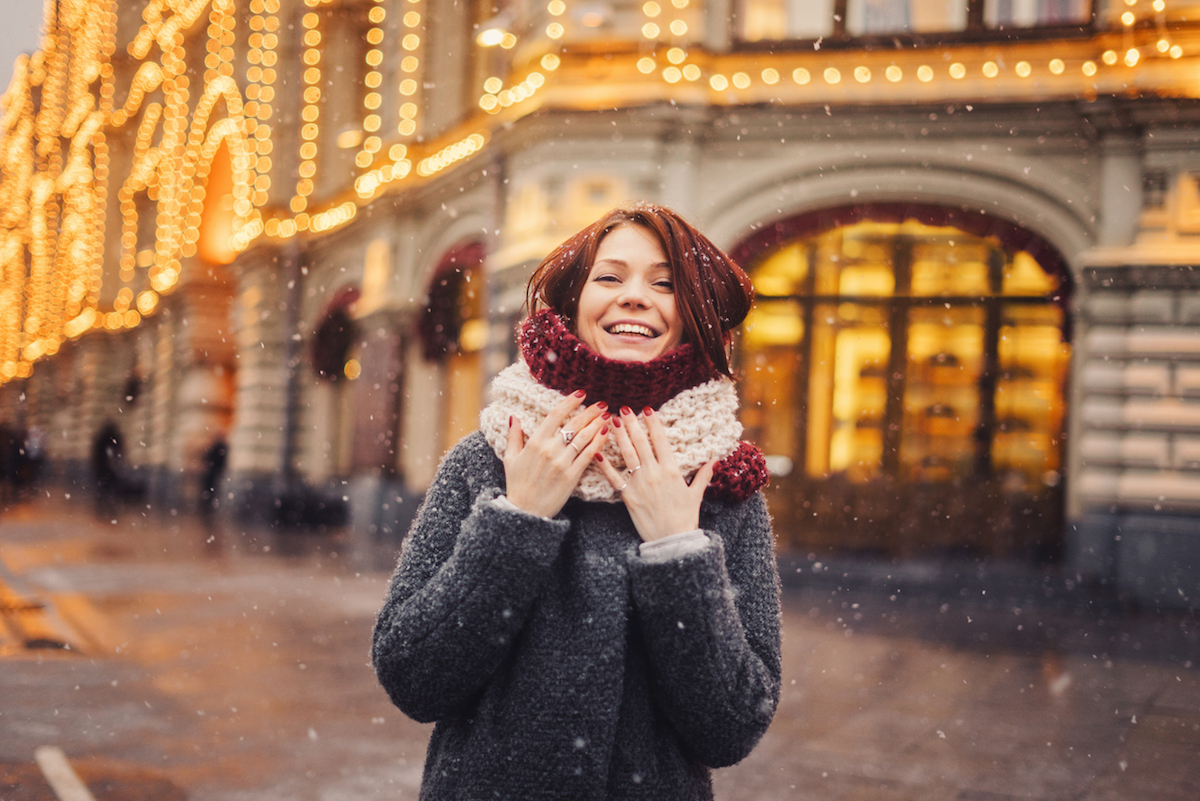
left=0, top=0, right=1193, bottom=383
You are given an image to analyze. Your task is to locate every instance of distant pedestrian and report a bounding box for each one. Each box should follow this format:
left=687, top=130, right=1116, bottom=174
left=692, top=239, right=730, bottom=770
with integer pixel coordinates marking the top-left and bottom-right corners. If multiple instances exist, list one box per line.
left=373, top=203, right=781, bottom=800
left=92, top=422, right=124, bottom=516
left=199, top=437, right=227, bottom=518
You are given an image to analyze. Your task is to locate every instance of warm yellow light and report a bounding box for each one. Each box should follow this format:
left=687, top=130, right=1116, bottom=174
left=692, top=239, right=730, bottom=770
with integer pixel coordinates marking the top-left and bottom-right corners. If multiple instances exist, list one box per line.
left=982, top=61, right=998, bottom=78
left=480, top=94, right=499, bottom=110
left=669, top=20, right=687, bottom=35
left=547, top=22, right=564, bottom=37
left=1049, top=58, right=1064, bottom=74
left=1121, top=10, right=1135, bottom=25
left=1102, top=50, right=1118, bottom=65
left=1082, top=60, right=1097, bottom=75
left=667, top=47, right=686, bottom=64
left=854, top=66, right=871, bottom=82
left=643, top=1, right=661, bottom=15
left=1157, top=39, right=1170, bottom=53
left=642, top=23, right=660, bottom=37
left=548, top=0, right=566, bottom=14
left=730, top=72, right=749, bottom=88
left=1153, top=0, right=1165, bottom=9
left=1015, top=61, right=1032, bottom=77
left=824, top=67, right=841, bottom=84
left=710, top=74, right=729, bottom=90
left=793, top=68, right=810, bottom=85
left=663, top=67, right=682, bottom=83
left=400, top=79, right=418, bottom=95
left=885, top=65, right=902, bottom=82
left=542, top=54, right=561, bottom=70
left=344, top=359, right=361, bottom=380
left=949, top=62, right=965, bottom=79
left=917, top=65, right=933, bottom=82
left=484, top=76, right=503, bottom=93
left=477, top=28, right=506, bottom=47
left=1125, top=48, right=1139, bottom=66
left=682, top=64, right=701, bottom=81
left=1170, top=45, right=1183, bottom=58
left=762, top=68, right=779, bottom=85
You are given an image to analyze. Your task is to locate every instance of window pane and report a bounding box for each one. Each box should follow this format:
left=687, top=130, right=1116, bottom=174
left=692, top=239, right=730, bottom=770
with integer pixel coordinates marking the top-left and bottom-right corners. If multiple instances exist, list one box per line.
left=816, top=224, right=896, bottom=296
left=740, top=0, right=835, bottom=41
left=993, top=304, right=1069, bottom=486
left=984, top=0, right=1090, bottom=27
left=750, top=241, right=809, bottom=297
left=901, top=306, right=985, bottom=482
left=847, top=0, right=968, bottom=35
left=810, top=302, right=891, bottom=479
left=910, top=236, right=994, bottom=296
left=1002, top=250, right=1060, bottom=295
left=740, top=299, right=806, bottom=473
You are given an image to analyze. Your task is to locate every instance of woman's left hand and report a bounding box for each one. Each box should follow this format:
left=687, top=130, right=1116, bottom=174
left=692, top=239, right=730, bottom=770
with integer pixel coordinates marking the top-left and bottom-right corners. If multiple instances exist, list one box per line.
left=595, top=406, right=716, bottom=542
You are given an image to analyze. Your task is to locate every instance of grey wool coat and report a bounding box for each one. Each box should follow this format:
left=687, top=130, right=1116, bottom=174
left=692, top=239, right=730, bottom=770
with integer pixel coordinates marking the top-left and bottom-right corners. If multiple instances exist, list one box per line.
left=372, top=432, right=782, bottom=800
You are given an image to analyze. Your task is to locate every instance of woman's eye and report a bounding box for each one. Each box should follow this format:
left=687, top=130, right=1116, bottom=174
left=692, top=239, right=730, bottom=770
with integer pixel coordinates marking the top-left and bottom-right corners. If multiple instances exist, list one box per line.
left=594, top=274, right=619, bottom=284
left=655, top=280, right=674, bottom=291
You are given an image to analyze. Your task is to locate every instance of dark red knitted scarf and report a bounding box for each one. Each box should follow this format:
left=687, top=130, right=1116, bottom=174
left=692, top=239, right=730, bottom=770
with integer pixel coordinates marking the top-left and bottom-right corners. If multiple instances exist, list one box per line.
left=518, top=310, right=768, bottom=503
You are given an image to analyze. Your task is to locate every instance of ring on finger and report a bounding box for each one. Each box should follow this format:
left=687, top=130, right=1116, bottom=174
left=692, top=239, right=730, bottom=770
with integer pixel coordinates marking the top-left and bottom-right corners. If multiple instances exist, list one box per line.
left=560, top=428, right=576, bottom=445
left=568, top=440, right=582, bottom=455
left=625, top=464, right=642, bottom=477
left=617, top=481, right=629, bottom=493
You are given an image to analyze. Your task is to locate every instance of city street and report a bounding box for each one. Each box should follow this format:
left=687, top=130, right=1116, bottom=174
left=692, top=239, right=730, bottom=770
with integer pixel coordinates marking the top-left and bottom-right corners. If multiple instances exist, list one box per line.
left=1, top=493, right=1197, bottom=801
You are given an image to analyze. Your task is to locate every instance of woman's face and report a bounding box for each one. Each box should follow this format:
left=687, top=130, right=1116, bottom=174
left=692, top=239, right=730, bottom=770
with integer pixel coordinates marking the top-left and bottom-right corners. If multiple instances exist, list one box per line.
left=574, top=224, right=682, bottom=362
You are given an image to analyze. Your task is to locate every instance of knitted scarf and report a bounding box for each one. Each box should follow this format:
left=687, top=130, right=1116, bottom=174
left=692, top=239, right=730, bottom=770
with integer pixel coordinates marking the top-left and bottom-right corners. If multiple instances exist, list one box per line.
left=479, top=310, right=768, bottom=503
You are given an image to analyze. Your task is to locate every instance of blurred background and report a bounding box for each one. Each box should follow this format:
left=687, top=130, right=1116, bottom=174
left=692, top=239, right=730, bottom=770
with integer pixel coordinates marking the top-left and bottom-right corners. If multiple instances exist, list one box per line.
left=0, top=0, right=1197, bottom=798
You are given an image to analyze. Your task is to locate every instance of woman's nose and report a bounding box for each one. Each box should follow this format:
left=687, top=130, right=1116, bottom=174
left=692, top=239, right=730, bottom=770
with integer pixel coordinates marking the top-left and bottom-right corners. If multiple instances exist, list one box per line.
left=617, top=278, right=650, bottom=306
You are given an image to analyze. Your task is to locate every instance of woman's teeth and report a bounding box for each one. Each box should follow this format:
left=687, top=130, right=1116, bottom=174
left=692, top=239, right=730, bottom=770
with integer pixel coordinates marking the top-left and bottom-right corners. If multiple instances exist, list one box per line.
left=607, top=323, right=656, bottom=338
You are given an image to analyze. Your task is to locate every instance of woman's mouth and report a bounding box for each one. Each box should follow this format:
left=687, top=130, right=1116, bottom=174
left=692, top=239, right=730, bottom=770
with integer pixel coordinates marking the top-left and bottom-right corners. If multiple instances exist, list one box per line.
left=605, top=323, right=659, bottom=339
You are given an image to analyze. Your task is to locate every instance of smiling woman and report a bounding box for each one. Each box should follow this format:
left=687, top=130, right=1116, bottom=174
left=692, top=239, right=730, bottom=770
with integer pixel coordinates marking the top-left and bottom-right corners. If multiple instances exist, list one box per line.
left=373, top=203, right=779, bottom=801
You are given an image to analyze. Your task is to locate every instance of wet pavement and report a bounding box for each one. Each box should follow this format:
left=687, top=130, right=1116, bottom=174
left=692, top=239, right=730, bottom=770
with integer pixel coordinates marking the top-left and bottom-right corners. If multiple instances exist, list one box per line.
left=1, top=492, right=1197, bottom=800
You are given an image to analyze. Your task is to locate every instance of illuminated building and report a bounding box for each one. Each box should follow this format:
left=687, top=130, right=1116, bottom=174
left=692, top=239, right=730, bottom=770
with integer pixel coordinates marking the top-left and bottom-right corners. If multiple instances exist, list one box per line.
left=1, top=0, right=1198, bottom=606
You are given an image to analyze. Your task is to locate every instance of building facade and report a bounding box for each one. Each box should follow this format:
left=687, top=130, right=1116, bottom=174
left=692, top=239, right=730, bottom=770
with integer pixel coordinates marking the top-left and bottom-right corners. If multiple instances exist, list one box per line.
left=1, top=0, right=1198, bottom=607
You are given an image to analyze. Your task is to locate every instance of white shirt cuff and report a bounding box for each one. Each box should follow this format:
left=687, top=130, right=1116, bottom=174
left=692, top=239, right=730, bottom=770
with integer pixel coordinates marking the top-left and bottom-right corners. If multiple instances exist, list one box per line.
left=638, top=529, right=709, bottom=563
left=491, top=494, right=553, bottom=521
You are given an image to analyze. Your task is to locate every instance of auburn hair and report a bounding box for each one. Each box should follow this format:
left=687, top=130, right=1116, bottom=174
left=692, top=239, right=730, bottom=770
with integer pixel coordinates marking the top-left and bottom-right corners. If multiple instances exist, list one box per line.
left=525, top=203, right=754, bottom=378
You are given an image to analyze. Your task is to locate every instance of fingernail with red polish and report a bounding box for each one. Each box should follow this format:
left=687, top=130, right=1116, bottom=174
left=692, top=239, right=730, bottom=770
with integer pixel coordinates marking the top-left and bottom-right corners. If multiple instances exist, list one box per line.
left=596, top=401, right=608, bottom=411
left=602, top=412, right=611, bottom=421
left=643, top=407, right=653, bottom=416
left=620, top=406, right=632, bottom=416
left=600, top=426, right=608, bottom=435
left=613, top=418, right=622, bottom=428
left=573, top=389, right=586, bottom=398
left=508, top=415, right=513, bottom=428
left=594, top=453, right=604, bottom=462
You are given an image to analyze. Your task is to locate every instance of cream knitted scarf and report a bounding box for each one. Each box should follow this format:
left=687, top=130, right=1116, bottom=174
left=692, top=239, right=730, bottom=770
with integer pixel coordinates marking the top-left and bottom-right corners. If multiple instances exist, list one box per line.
left=479, top=361, right=744, bottom=503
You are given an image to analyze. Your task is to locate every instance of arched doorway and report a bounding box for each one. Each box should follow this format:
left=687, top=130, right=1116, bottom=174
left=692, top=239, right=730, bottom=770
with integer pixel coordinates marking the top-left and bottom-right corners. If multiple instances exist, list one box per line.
left=734, top=205, right=1072, bottom=560
left=418, top=242, right=487, bottom=455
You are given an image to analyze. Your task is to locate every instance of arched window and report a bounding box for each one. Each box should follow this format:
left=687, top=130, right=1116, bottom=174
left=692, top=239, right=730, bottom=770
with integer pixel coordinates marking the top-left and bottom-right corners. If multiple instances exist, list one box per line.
left=736, top=207, right=1071, bottom=559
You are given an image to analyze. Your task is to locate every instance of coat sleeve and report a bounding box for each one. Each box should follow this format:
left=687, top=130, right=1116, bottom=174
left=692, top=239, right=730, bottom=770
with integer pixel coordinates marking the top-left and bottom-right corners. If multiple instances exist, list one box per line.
left=627, top=491, right=782, bottom=768
left=371, top=435, right=571, bottom=723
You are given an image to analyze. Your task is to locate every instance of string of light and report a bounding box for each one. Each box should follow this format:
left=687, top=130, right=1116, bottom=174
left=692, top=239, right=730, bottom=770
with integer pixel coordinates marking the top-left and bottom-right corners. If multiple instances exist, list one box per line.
left=0, top=0, right=1194, bottom=384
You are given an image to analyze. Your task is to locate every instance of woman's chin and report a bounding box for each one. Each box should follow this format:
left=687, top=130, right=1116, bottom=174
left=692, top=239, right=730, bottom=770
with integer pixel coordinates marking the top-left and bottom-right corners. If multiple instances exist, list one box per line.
left=596, top=341, right=665, bottom=363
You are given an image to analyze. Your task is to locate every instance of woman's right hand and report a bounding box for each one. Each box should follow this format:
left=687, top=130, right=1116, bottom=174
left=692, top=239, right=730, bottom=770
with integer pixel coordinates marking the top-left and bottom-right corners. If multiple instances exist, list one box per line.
left=504, top=391, right=610, bottom=519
